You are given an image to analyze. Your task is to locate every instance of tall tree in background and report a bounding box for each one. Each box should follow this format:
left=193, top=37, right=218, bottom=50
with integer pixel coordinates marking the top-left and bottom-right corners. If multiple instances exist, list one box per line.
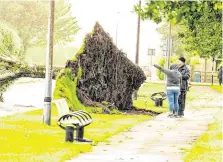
left=0, top=0, right=79, bottom=53
left=135, top=1, right=222, bottom=59
left=156, top=23, right=185, bottom=56
left=0, top=22, right=24, bottom=61
left=178, top=5, right=222, bottom=59
left=0, top=1, right=47, bottom=52
left=35, top=0, right=79, bottom=46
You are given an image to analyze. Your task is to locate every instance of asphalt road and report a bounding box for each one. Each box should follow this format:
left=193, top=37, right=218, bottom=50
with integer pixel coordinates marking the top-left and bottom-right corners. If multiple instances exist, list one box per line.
left=0, top=77, right=56, bottom=117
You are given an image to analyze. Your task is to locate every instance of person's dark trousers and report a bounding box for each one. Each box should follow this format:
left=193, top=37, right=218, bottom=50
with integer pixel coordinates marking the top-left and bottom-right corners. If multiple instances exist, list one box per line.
left=178, top=91, right=186, bottom=116
left=219, top=79, right=222, bottom=86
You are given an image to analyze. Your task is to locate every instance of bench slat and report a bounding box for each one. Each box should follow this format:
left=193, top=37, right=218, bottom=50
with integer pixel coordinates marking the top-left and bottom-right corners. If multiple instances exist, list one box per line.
left=53, top=98, right=93, bottom=129
left=53, top=98, right=70, bottom=117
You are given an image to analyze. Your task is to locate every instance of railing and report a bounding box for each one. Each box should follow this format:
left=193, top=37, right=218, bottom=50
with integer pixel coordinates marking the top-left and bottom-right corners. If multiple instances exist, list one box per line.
left=192, top=71, right=219, bottom=83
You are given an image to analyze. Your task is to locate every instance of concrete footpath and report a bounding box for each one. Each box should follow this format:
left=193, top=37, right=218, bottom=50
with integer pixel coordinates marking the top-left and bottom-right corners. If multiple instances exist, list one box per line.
left=68, top=87, right=222, bottom=162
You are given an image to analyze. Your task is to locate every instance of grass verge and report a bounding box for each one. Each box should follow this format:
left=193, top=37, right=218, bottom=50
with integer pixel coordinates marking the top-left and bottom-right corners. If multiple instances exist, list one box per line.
left=0, top=107, right=151, bottom=162
left=184, top=112, right=222, bottom=162
left=134, top=83, right=169, bottom=113
left=209, top=85, right=223, bottom=93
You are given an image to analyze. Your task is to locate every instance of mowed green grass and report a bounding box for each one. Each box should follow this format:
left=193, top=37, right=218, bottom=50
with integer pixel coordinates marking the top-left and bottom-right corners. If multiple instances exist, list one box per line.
left=0, top=107, right=151, bottom=162
left=184, top=112, right=222, bottom=162
left=134, top=83, right=221, bottom=112
left=209, top=85, right=223, bottom=93
left=184, top=85, right=222, bottom=161
left=133, top=83, right=169, bottom=113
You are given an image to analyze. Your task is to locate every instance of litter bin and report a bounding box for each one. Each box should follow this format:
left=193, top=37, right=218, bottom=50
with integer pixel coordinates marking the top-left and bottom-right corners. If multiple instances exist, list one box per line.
left=194, top=72, right=201, bottom=82
left=151, top=92, right=167, bottom=107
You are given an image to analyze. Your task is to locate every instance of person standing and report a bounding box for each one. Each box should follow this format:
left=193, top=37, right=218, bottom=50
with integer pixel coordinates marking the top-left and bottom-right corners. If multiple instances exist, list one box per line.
left=177, top=57, right=190, bottom=117
left=154, top=64, right=182, bottom=117
left=218, top=66, right=222, bottom=86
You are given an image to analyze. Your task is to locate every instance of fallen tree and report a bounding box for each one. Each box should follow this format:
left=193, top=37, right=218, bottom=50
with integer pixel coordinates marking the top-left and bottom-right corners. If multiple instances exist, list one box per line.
left=0, top=21, right=62, bottom=100
left=0, top=56, right=62, bottom=101
left=54, top=22, right=146, bottom=111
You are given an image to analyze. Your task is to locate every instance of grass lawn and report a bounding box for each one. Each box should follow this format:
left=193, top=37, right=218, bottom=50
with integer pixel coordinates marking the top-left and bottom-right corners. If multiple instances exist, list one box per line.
left=0, top=107, right=151, bottom=162
left=209, top=85, right=223, bottom=93
left=134, top=83, right=169, bottom=113
left=184, top=112, right=222, bottom=162
left=134, top=83, right=221, bottom=112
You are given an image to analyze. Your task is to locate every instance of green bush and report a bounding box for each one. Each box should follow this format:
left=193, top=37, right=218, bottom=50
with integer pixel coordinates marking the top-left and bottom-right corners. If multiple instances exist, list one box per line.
left=157, top=58, right=165, bottom=80
left=53, top=67, right=86, bottom=111
left=0, top=22, right=24, bottom=60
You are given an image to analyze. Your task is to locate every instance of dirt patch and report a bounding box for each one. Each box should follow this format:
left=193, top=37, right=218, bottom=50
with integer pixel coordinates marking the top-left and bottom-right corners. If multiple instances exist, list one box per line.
left=123, top=107, right=161, bottom=116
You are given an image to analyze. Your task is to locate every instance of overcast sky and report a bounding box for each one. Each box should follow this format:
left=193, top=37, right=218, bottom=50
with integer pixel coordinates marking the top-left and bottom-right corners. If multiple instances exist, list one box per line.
left=69, top=0, right=163, bottom=65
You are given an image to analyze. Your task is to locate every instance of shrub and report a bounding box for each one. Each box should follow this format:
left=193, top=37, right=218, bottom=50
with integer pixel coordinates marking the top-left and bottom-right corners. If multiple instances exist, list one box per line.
left=156, top=56, right=178, bottom=80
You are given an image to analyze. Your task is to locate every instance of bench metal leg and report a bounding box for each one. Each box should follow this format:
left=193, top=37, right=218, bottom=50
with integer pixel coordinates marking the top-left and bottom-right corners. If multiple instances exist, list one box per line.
left=159, top=100, right=163, bottom=107
left=76, top=126, right=84, bottom=140
left=154, top=99, right=160, bottom=107
left=75, top=127, right=92, bottom=143
left=65, top=126, right=75, bottom=142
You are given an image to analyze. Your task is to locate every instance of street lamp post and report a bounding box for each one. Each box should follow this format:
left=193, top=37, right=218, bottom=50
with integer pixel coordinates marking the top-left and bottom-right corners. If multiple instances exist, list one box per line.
left=43, top=0, right=55, bottom=125
left=116, top=12, right=119, bottom=46
left=135, top=0, right=141, bottom=65
left=167, top=21, right=172, bottom=69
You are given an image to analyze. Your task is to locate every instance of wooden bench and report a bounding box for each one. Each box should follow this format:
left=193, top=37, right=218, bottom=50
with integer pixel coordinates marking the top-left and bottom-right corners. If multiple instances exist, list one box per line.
left=53, top=98, right=93, bottom=142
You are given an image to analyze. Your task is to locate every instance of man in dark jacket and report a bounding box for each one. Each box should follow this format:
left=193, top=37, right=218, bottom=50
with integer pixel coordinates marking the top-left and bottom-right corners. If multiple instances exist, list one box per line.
left=218, top=66, right=222, bottom=86
left=177, top=57, right=190, bottom=117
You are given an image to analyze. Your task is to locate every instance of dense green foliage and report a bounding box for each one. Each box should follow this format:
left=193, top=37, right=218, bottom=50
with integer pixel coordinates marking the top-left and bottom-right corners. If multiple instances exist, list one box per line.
left=157, top=58, right=165, bottom=80
left=0, top=22, right=24, bottom=60
left=179, top=8, right=222, bottom=58
left=53, top=68, right=86, bottom=111
left=0, top=0, right=79, bottom=96
left=0, top=22, right=23, bottom=95
left=0, top=0, right=79, bottom=51
left=157, top=23, right=185, bottom=57
left=136, top=1, right=222, bottom=59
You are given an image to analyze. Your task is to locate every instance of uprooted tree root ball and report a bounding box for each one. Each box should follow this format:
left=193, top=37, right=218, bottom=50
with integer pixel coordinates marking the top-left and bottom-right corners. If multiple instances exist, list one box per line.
left=54, top=22, right=146, bottom=112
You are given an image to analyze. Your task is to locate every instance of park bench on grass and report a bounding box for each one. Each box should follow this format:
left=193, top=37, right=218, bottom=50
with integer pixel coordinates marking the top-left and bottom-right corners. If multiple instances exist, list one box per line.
left=53, top=98, right=93, bottom=143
